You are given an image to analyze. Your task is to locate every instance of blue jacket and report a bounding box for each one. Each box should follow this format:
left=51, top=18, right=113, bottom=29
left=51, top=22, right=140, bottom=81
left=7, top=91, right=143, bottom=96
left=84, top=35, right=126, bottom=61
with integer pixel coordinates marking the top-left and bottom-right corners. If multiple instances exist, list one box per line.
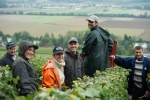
left=114, top=56, right=150, bottom=95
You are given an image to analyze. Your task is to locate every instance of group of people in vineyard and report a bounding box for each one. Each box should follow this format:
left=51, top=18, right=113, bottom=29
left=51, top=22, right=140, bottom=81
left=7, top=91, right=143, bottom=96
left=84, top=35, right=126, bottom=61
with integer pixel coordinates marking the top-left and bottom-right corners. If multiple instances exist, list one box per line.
left=0, top=15, right=150, bottom=100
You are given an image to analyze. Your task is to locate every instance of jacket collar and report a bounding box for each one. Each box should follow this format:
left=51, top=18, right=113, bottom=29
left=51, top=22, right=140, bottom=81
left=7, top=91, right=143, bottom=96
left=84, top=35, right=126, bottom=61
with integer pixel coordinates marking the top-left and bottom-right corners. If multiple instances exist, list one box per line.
left=65, top=48, right=79, bottom=59
left=6, top=52, right=16, bottom=60
left=6, top=52, right=12, bottom=57
left=91, top=25, right=98, bottom=31
left=131, top=56, right=144, bottom=64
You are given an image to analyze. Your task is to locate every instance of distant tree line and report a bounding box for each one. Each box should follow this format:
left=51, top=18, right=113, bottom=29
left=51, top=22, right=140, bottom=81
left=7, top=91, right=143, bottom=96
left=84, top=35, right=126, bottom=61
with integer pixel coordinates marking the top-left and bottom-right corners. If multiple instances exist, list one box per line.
left=0, top=0, right=150, bottom=3
left=0, top=30, right=150, bottom=56
left=49, top=0, right=150, bottom=2
left=0, top=11, right=150, bottom=18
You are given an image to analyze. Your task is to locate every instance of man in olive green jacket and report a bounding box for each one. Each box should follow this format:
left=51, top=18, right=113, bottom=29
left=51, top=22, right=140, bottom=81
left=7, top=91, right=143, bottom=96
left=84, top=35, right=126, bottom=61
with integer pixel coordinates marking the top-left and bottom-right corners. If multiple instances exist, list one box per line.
left=82, top=15, right=114, bottom=77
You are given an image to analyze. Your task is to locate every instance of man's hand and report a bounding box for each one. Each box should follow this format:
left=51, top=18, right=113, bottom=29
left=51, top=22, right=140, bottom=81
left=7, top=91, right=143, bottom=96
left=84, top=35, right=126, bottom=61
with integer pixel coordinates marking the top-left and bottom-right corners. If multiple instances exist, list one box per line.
left=109, top=55, right=116, bottom=67
left=109, top=55, right=115, bottom=59
left=145, top=90, right=150, bottom=98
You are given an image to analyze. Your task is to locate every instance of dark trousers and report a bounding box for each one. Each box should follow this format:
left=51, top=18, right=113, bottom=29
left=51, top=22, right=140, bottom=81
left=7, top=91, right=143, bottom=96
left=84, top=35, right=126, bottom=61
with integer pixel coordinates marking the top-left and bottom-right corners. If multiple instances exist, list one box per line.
left=132, top=85, right=150, bottom=100
left=132, top=85, right=143, bottom=100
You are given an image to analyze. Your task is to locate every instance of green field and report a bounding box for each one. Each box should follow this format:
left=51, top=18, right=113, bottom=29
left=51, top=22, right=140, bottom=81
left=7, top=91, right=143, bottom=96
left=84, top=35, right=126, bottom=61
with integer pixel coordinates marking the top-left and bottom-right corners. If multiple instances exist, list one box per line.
left=0, top=47, right=53, bottom=58
left=0, top=15, right=148, bottom=39
left=0, top=46, right=83, bottom=59
left=0, top=6, right=149, bottom=39
left=23, top=16, right=73, bottom=23
left=105, top=28, right=144, bottom=38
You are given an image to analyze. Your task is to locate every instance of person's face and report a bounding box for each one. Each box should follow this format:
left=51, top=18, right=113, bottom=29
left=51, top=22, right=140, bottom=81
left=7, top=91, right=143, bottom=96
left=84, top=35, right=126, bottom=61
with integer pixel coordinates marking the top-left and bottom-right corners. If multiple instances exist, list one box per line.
left=53, top=53, right=64, bottom=63
left=88, top=20, right=98, bottom=29
left=68, top=41, right=79, bottom=54
left=134, top=49, right=143, bottom=60
left=7, top=46, right=16, bottom=56
left=24, top=47, right=35, bottom=60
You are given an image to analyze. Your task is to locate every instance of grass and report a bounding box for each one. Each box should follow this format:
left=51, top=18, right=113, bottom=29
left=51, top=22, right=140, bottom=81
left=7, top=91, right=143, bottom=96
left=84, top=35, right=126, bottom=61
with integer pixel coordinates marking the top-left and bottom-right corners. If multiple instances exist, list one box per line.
left=36, top=47, right=53, bottom=55
left=0, top=47, right=53, bottom=58
left=0, top=46, right=82, bottom=58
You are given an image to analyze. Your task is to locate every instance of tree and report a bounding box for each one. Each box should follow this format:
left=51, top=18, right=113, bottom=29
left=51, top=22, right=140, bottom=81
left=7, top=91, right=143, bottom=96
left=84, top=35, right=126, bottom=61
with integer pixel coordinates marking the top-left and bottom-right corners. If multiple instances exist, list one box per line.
left=21, top=31, right=32, bottom=41
left=0, top=31, right=4, bottom=37
left=2, top=35, right=7, bottom=43
left=144, top=12, right=148, bottom=18
left=40, top=37, right=50, bottom=47
left=19, top=11, right=23, bottom=15
left=126, top=45, right=134, bottom=56
left=13, top=32, right=21, bottom=41
left=44, top=33, right=50, bottom=38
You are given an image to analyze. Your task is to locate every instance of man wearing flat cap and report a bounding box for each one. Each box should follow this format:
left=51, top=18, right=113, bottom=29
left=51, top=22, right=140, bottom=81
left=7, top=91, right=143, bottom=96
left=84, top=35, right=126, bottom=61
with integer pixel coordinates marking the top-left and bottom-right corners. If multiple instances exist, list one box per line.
left=82, top=15, right=114, bottom=77
left=64, top=37, right=84, bottom=88
left=0, top=42, right=17, bottom=70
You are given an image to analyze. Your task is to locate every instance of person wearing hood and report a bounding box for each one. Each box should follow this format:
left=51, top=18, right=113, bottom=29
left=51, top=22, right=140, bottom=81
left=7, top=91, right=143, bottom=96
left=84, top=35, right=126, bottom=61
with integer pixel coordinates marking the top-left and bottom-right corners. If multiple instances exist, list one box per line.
left=0, top=42, right=17, bottom=69
left=64, top=37, right=84, bottom=88
left=82, top=15, right=114, bottom=77
left=12, top=41, right=38, bottom=96
left=42, top=46, right=65, bottom=89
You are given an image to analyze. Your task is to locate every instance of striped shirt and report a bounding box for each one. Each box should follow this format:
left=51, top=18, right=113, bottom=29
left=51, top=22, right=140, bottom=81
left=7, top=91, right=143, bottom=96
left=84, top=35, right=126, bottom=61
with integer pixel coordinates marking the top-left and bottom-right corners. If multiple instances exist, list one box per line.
left=133, top=60, right=143, bottom=88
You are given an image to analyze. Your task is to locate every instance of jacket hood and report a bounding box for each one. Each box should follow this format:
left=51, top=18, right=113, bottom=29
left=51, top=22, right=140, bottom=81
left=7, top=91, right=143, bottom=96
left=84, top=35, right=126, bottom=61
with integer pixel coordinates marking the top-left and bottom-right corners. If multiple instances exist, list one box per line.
left=92, top=26, right=110, bottom=42
left=18, top=41, right=38, bottom=59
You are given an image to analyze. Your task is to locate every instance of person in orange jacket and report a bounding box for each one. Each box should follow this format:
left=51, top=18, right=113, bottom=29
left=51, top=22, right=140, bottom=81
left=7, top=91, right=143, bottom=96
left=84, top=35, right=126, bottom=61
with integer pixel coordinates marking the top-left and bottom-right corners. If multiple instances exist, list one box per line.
left=42, top=46, right=65, bottom=89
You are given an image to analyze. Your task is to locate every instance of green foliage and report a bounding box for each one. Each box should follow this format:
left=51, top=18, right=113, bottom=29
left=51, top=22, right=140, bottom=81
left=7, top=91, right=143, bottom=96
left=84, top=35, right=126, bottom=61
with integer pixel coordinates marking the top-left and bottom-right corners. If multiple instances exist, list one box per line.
left=0, top=28, right=147, bottom=56
left=0, top=65, right=19, bottom=100
left=146, top=73, right=150, bottom=88
left=115, top=34, right=135, bottom=56
left=0, top=30, right=4, bottom=37
left=29, top=56, right=49, bottom=85
left=13, top=31, right=33, bottom=43
left=0, top=55, right=132, bottom=100
left=17, top=66, right=131, bottom=100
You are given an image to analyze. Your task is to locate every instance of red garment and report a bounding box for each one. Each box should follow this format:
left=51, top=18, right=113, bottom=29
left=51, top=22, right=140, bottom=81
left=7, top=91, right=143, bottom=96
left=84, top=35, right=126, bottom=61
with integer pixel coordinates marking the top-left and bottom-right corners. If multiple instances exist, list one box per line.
left=42, top=59, right=61, bottom=89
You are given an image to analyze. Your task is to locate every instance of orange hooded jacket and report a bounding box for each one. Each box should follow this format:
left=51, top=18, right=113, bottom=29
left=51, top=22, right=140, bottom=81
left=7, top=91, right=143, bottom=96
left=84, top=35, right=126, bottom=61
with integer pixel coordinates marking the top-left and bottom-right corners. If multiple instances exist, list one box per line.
left=42, top=59, right=61, bottom=89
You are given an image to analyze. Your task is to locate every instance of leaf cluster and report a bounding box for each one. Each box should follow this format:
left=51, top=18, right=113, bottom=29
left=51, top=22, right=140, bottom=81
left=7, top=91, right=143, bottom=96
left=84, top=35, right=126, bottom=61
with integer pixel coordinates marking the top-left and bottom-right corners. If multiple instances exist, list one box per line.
left=29, top=56, right=48, bottom=86
left=18, top=66, right=131, bottom=100
left=0, top=66, right=19, bottom=100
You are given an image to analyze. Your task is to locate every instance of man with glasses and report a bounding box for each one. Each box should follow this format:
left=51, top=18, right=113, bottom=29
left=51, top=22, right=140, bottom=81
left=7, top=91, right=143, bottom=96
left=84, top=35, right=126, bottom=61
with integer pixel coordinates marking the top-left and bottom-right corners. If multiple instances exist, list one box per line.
left=64, top=37, right=84, bottom=88
left=81, top=15, right=114, bottom=77
left=0, top=42, right=17, bottom=70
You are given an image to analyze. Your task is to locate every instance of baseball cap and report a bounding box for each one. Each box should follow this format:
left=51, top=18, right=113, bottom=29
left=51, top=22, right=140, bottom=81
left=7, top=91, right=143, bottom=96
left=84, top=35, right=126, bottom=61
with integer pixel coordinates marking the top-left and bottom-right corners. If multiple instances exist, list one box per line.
left=53, top=46, right=64, bottom=54
left=68, top=37, right=78, bottom=44
left=86, top=15, right=98, bottom=22
left=6, top=42, right=16, bottom=49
